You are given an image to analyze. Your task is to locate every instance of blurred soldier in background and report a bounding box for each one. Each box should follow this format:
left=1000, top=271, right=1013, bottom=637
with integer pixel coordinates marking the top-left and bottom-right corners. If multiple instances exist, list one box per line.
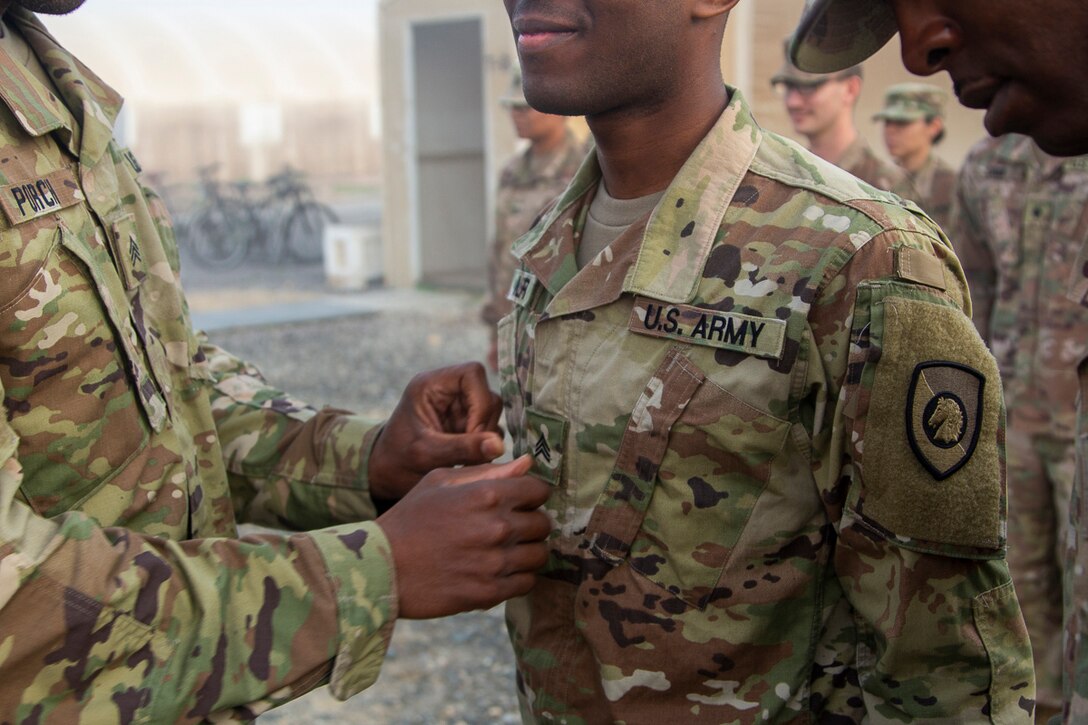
left=0, top=1, right=552, bottom=720
left=771, top=44, right=900, bottom=190
left=482, top=70, right=583, bottom=371
left=875, top=83, right=956, bottom=230
left=789, top=0, right=1088, bottom=720
left=952, top=133, right=1088, bottom=719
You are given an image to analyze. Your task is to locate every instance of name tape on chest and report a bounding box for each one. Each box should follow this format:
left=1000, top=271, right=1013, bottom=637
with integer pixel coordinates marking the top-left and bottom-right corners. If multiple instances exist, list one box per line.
left=0, top=168, right=83, bottom=226
left=628, top=297, right=787, bottom=360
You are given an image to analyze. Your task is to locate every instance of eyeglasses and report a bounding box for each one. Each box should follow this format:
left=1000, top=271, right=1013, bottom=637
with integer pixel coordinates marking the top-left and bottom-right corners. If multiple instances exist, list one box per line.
left=771, top=73, right=854, bottom=100
left=772, top=79, right=830, bottom=99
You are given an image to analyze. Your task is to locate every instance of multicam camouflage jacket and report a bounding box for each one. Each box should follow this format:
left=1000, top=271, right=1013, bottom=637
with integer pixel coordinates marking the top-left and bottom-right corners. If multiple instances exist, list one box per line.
left=499, top=88, right=1034, bottom=723
left=1061, top=149, right=1088, bottom=723
left=0, top=10, right=395, bottom=723
left=482, top=130, right=585, bottom=329
left=835, top=134, right=902, bottom=192
left=954, top=134, right=1088, bottom=439
left=892, top=152, right=957, bottom=234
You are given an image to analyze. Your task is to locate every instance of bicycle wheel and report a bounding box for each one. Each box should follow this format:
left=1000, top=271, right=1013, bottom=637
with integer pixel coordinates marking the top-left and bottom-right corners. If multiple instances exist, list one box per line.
left=281, top=202, right=338, bottom=263
left=188, top=201, right=255, bottom=269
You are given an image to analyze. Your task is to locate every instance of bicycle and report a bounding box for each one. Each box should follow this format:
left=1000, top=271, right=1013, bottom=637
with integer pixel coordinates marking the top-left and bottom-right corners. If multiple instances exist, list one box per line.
left=185, top=164, right=257, bottom=269
left=263, top=168, right=339, bottom=264
left=184, top=166, right=338, bottom=268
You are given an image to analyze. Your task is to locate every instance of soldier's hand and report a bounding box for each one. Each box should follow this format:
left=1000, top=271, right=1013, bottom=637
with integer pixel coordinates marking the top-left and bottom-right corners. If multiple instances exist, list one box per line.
left=378, top=455, right=552, bottom=619
left=369, top=362, right=504, bottom=500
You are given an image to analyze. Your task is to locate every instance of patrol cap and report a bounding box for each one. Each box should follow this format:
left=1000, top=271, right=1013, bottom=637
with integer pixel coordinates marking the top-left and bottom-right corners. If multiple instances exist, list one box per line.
left=771, top=37, right=862, bottom=87
left=500, top=67, right=530, bottom=108
left=788, top=0, right=898, bottom=73
left=873, top=83, right=947, bottom=122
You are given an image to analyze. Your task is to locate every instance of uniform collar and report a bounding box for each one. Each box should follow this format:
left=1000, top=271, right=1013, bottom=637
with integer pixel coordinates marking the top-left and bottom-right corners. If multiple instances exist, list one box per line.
left=513, top=86, right=763, bottom=310
left=0, top=8, right=123, bottom=165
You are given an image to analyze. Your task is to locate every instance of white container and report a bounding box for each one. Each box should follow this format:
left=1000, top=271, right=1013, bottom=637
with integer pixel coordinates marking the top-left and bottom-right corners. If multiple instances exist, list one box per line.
left=322, top=224, right=383, bottom=290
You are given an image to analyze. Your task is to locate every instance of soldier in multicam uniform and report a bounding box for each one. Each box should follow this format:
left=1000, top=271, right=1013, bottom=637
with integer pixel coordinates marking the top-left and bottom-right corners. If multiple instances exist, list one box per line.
left=500, top=0, right=1034, bottom=721
left=0, top=2, right=554, bottom=722
left=770, top=44, right=901, bottom=191
left=952, top=132, right=1088, bottom=721
left=789, top=1, right=1088, bottom=722
left=874, top=83, right=957, bottom=232
left=482, top=71, right=584, bottom=371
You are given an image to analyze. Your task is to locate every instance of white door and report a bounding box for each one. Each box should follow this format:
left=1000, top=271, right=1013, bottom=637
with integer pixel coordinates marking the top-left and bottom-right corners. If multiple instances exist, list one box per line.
left=411, top=18, right=488, bottom=288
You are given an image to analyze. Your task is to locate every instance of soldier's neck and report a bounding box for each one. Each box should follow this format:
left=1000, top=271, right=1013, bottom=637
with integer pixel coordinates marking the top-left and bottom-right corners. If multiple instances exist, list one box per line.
left=807, top=121, right=858, bottom=166
left=588, top=83, right=729, bottom=200
left=898, top=147, right=930, bottom=174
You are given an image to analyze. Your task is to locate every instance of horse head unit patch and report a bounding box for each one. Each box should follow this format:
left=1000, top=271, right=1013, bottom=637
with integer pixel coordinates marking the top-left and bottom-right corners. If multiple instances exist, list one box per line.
left=906, top=361, right=985, bottom=480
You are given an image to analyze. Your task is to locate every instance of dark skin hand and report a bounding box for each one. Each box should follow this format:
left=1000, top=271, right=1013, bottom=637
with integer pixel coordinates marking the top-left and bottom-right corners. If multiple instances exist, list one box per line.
left=378, top=455, right=553, bottom=618
left=368, top=362, right=506, bottom=501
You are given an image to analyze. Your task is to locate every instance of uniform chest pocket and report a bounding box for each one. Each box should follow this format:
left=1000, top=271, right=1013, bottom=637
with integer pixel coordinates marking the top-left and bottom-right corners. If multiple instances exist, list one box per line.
left=497, top=305, right=541, bottom=456
left=585, top=346, right=791, bottom=609
left=0, top=225, right=150, bottom=517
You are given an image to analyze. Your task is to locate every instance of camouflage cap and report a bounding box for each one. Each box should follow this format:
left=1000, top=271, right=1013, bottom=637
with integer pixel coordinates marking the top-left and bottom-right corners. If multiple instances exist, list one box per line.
left=788, top=0, right=898, bottom=73
left=500, top=66, right=530, bottom=108
left=873, top=83, right=947, bottom=122
left=771, top=37, right=862, bottom=86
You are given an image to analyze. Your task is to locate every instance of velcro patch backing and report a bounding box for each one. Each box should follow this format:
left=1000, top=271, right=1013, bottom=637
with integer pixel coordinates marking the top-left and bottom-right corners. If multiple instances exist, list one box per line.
left=856, top=293, right=1002, bottom=552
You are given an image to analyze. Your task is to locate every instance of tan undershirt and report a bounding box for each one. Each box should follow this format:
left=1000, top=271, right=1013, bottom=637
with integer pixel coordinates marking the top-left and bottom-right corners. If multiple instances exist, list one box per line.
left=577, top=179, right=666, bottom=269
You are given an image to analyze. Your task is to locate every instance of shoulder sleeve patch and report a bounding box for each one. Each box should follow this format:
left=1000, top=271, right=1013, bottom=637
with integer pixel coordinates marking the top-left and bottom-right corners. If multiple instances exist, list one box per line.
left=848, top=287, right=1004, bottom=556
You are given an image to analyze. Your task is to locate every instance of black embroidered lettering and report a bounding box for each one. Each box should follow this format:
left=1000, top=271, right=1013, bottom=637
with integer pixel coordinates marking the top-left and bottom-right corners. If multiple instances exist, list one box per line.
left=691, top=314, right=709, bottom=339
left=749, top=321, right=766, bottom=348
left=663, top=307, right=681, bottom=334
left=25, top=184, right=42, bottom=213
left=36, top=180, right=56, bottom=208
left=10, top=187, right=27, bottom=216
left=724, top=318, right=747, bottom=346
left=708, top=315, right=727, bottom=341
left=644, top=304, right=663, bottom=331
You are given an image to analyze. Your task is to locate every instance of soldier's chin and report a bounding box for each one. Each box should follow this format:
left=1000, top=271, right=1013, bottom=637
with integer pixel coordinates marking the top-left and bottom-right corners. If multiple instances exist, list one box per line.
left=1023, top=120, right=1088, bottom=157
left=985, top=89, right=1088, bottom=157
left=524, top=95, right=585, bottom=118
left=522, top=82, right=590, bottom=118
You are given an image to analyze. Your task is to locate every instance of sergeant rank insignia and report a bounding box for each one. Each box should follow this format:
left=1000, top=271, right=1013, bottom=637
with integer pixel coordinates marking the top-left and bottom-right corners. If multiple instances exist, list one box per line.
left=906, top=362, right=985, bottom=480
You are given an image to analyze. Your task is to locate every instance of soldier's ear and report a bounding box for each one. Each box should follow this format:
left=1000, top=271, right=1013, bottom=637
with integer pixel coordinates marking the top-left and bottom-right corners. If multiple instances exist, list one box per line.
left=692, top=0, right=741, bottom=20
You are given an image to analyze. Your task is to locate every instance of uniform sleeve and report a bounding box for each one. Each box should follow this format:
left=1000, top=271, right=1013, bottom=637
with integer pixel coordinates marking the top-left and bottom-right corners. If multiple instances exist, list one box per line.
left=808, top=222, right=1035, bottom=722
left=481, top=180, right=518, bottom=330
left=0, top=404, right=396, bottom=722
left=198, top=336, right=385, bottom=531
left=948, top=164, right=998, bottom=344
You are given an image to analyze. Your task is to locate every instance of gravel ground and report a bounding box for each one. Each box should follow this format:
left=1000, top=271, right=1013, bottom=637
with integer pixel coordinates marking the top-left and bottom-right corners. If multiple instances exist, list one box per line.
left=181, top=257, right=522, bottom=724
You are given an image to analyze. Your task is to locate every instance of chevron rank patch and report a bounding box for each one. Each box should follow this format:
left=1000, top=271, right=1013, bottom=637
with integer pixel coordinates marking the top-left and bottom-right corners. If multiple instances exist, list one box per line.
left=906, top=362, right=985, bottom=480
left=524, top=407, right=567, bottom=486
